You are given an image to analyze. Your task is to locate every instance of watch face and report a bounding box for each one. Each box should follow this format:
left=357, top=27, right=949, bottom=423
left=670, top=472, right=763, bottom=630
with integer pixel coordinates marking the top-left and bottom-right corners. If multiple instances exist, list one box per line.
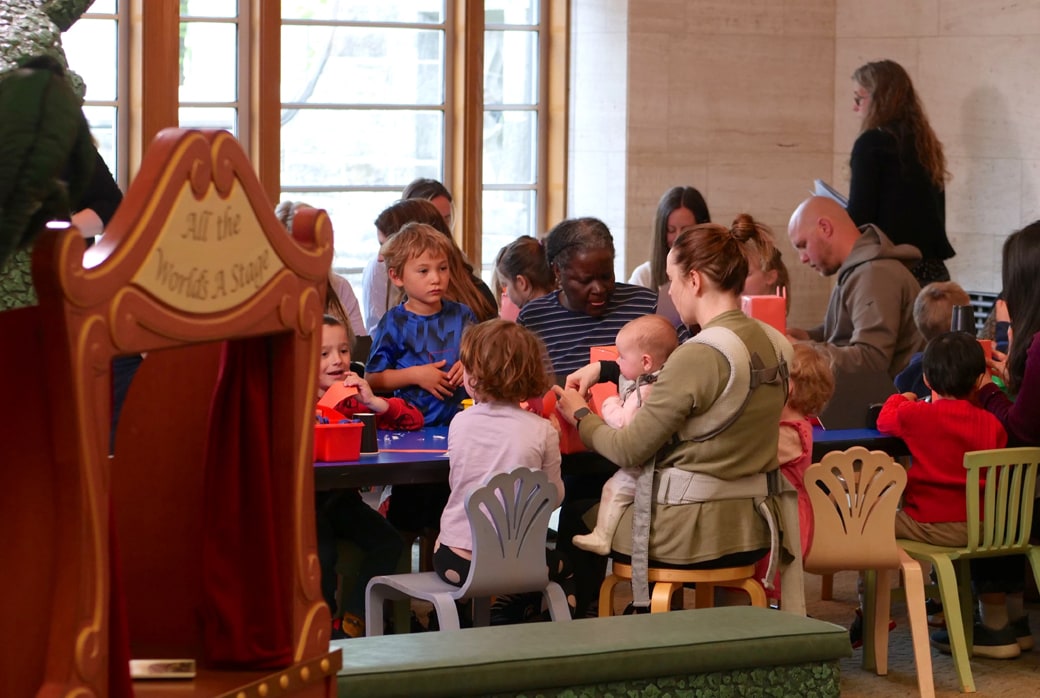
left=574, top=407, right=591, bottom=420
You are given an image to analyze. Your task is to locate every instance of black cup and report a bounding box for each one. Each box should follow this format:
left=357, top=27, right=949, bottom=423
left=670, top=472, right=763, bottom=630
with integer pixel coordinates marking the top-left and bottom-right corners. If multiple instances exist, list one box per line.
left=357, top=413, right=379, bottom=454
left=950, top=305, right=974, bottom=334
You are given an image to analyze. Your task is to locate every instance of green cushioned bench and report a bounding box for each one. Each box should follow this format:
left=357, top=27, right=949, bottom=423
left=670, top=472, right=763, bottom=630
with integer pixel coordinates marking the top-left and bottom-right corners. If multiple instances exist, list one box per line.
left=334, top=606, right=851, bottom=697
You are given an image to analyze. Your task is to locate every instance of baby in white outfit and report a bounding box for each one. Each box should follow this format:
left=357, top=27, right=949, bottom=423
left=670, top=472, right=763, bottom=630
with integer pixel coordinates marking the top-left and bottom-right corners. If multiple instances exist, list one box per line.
left=572, top=314, right=679, bottom=555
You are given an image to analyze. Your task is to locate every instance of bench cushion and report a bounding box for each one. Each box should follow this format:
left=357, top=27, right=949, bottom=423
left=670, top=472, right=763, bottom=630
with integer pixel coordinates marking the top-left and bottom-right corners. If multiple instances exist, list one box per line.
left=335, top=606, right=851, bottom=697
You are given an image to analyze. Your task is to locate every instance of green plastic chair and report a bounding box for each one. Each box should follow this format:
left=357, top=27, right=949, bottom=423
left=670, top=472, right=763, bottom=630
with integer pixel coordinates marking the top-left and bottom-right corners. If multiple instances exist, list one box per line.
left=899, top=447, right=1040, bottom=693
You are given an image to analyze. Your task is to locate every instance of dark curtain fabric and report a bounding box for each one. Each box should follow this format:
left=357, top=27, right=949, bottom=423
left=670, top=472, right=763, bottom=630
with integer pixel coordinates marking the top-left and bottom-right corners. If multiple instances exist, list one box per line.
left=200, top=338, right=292, bottom=668
left=108, top=503, right=133, bottom=698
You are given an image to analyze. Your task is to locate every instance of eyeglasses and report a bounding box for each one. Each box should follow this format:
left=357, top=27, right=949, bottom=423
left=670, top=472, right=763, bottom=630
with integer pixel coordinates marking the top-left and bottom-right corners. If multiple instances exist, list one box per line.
left=853, top=93, right=868, bottom=107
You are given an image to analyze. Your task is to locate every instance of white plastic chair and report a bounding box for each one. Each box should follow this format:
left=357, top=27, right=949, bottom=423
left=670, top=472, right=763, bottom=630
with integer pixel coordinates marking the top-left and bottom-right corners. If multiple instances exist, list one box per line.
left=365, top=467, right=571, bottom=634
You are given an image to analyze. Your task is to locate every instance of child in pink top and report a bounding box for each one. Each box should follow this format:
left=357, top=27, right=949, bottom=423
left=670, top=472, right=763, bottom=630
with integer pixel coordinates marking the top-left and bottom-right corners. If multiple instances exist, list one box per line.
left=571, top=315, right=679, bottom=555
left=435, top=320, right=564, bottom=586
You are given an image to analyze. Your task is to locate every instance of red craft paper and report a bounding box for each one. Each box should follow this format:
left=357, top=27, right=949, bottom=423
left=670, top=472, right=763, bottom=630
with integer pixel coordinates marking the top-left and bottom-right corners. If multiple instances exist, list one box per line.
left=317, top=382, right=358, bottom=409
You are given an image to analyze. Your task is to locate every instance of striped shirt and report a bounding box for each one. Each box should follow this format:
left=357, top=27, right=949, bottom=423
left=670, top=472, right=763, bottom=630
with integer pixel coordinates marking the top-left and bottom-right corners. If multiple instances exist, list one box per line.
left=518, top=284, right=658, bottom=380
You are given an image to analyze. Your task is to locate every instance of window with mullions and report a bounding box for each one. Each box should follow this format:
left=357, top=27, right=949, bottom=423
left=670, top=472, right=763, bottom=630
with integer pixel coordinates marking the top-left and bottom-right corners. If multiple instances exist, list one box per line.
left=62, top=0, right=123, bottom=184
left=482, top=0, right=542, bottom=273
left=280, top=1, right=449, bottom=278
left=179, top=0, right=243, bottom=137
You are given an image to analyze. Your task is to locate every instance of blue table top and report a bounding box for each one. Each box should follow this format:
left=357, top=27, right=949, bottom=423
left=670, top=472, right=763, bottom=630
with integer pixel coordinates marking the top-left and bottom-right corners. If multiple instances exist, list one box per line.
left=313, top=425, right=908, bottom=490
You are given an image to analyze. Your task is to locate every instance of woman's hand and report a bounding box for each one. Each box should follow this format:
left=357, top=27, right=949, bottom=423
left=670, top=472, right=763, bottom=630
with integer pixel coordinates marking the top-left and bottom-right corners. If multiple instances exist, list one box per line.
left=551, top=385, right=589, bottom=426
left=411, top=360, right=455, bottom=399
left=564, top=362, right=602, bottom=398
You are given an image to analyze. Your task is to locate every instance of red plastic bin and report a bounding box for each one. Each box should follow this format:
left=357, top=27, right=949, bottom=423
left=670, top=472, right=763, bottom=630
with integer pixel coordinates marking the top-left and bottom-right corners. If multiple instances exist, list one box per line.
left=313, top=421, right=363, bottom=462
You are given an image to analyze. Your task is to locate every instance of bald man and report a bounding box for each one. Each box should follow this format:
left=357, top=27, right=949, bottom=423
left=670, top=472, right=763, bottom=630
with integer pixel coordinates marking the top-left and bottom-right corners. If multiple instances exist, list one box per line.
left=786, top=197, right=924, bottom=423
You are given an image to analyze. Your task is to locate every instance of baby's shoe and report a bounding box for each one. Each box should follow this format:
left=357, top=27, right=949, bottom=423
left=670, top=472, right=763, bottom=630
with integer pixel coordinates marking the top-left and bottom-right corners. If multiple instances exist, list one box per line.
left=572, top=531, right=611, bottom=555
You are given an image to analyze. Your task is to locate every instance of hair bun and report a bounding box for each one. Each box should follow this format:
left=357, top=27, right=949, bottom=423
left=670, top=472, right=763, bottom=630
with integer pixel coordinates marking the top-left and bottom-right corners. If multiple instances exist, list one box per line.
left=729, top=213, right=757, bottom=242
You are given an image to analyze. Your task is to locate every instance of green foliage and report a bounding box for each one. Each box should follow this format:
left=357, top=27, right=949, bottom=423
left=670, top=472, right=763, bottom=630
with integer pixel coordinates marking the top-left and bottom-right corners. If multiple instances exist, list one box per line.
left=0, top=56, right=94, bottom=269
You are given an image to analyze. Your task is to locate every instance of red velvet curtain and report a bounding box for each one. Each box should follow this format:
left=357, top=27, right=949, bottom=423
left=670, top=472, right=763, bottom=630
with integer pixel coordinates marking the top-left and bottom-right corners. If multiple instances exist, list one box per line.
left=108, top=503, right=133, bottom=698
left=200, top=338, right=292, bottom=668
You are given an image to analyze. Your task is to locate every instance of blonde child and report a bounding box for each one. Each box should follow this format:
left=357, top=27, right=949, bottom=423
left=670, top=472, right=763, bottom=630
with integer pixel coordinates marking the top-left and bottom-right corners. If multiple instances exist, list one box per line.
left=753, top=343, right=834, bottom=604
left=435, top=319, right=564, bottom=586
left=895, top=281, right=971, bottom=398
left=571, top=315, right=679, bottom=555
left=778, top=343, right=835, bottom=556
left=314, top=315, right=416, bottom=639
left=366, top=222, right=478, bottom=537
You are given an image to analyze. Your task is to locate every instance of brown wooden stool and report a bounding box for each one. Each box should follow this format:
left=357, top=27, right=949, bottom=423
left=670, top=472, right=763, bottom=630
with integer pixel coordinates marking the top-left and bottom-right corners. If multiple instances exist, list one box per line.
left=599, top=561, right=767, bottom=616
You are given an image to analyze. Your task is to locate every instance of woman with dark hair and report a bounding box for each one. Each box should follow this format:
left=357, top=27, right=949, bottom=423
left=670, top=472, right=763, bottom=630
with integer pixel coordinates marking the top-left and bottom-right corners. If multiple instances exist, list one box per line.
left=512, top=217, right=659, bottom=617
left=629, top=186, right=711, bottom=290
left=848, top=59, right=955, bottom=285
left=402, top=177, right=454, bottom=230
left=941, top=220, right=1040, bottom=657
left=554, top=216, right=793, bottom=616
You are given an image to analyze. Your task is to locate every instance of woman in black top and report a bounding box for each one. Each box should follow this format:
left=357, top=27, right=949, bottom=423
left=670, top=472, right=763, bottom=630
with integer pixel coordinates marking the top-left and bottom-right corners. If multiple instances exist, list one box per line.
left=848, top=59, right=954, bottom=285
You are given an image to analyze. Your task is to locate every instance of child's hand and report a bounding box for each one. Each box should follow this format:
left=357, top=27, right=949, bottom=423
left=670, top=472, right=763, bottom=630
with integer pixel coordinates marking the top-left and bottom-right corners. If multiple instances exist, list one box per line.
left=344, top=372, right=376, bottom=405
left=900, top=392, right=918, bottom=401
left=446, top=360, right=465, bottom=388
left=414, top=360, right=455, bottom=400
left=988, top=347, right=1009, bottom=383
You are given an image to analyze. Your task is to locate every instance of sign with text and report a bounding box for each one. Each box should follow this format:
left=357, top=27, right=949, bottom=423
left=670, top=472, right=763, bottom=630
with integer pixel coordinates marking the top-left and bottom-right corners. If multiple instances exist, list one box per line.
left=133, top=180, right=284, bottom=313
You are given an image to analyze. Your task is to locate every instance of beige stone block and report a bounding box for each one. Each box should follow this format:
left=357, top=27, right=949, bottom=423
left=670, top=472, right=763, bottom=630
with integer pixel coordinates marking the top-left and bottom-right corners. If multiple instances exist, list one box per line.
left=782, top=0, right=837, bottom=37
left=836, top=0, right=939, bottom=38
left=1022, top=160, right=1040, bottom=226
left=628, top=34, right=670, bottom=152
left=703, top=151, right=833, bottom=227
left=918, top=37, right=1040, bottom=161
left=945, top=156, right=1021, bottom=238
left=629, top=0, right=688, bottom=34
left=664, top=35, right=835, bottom=155
left=945, top=231, right=1002, bottom=294
left=939, top=0, right=1040, bottom=37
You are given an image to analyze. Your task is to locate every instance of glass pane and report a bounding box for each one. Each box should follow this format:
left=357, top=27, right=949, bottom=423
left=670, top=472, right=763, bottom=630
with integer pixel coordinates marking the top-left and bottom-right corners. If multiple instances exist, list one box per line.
left=484, top=30, right=538, bottom=105
left=278, top=191, right=401, bottom=272
left=485, top=0, right=538, bottom=25
left=182, top=0, right=237, bottom=18
left=281, top=26, right=443, bottom=106
left=281, top=0, right=444, bottom=23
left=481, top=190, right=536, bottom=268
left=63, top=18, right=118, bottom=101
left=180, top=22, right=238, bottom=102
left=179, top=106, right=237, bottom=134
left=83, top=105, right=118, bottom=180
left=86, top=0, right=116, bottom=14
left=483, top=110, right=536, bottom=185
left=281, top=109, right=442, bottom=187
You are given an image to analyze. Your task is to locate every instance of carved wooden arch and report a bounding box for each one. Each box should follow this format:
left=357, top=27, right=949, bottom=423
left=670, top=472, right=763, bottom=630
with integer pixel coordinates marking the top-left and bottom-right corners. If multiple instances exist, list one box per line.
left=26, top=129, right=338, bottom=696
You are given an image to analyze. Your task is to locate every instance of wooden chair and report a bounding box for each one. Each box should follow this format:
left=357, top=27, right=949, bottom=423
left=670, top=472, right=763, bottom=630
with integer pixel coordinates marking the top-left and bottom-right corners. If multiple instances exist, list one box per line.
left=900, top=447, right=1040, bottom=694
left=365, top=468, right=571, bottom=634
left=803, top=446, right=934, bottom=698
left=599, top=561, right=767, bottom=615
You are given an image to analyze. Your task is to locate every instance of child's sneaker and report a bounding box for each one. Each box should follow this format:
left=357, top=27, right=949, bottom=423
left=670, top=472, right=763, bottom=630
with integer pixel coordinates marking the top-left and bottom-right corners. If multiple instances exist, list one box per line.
left=849, top=608, right=897, bottom=650
left=1012, top=615, right=1034, bottom=651
left=925, top=598, right=945, bottom=628
left=930, top=622, right=1021, bottom=659
left=331, top=612, right=365, bottom=640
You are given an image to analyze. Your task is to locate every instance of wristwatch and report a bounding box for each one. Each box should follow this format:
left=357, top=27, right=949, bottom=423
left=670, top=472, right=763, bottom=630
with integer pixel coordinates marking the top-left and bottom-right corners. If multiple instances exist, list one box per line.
left=573, top=407, right=592, bottom=425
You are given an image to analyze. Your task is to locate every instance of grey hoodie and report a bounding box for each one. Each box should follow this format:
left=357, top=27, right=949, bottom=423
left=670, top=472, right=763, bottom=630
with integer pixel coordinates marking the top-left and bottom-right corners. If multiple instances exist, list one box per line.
left=808, top=224, right=925, bottom=378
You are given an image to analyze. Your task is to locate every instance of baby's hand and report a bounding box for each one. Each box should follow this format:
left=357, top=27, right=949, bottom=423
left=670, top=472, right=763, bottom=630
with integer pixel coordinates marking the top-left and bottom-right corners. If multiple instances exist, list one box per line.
left=414, top=360, right=454, bottom=400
